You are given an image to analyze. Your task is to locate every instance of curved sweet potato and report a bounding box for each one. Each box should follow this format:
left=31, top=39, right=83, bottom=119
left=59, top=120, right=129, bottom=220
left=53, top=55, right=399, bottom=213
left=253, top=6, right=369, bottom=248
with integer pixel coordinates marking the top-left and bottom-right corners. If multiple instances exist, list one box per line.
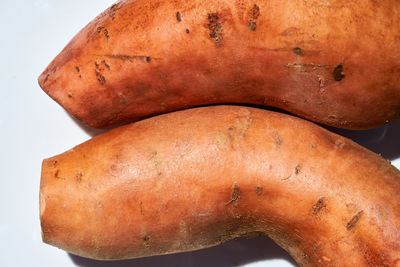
left=40, top=106, right=400, bottom=266
left=38, top=0, right=400, bottom=130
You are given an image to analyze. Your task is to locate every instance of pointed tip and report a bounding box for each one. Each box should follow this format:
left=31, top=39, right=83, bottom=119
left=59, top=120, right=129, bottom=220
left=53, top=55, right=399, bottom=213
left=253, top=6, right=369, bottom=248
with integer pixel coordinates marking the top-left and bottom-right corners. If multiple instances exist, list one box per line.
left=38, top=70, right=49, bottom=90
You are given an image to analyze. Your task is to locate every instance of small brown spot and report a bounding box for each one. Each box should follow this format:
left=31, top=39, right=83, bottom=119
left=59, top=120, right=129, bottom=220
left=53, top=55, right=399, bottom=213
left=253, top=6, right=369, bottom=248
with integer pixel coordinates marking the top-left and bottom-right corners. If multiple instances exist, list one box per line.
left=310, top=143, right=316, bottom=149
left=333, top=64, right=345, bottom=81
left=140, top=201, right=144, bottom=215
left=295, top=163, right=302, bottom=175
left=53, top=160, right=58, bottom=167
left=186, top=28, right=190, bottom=34
left=143, top=235, right=149, bottom=241
left=103, top=60, right=110, bottom=70
left=43, top=74, right=50, bottom=83
left=76, top=171, right=82, bottom=185
left=160, top=102, right=167, bottom=109
left=293, top=47, right=303, bottom=55
left=54, top=170, right=59, bottom=178
left=67, top=93, right=72, bottom=98
left=109, top=5, right=117, bottom=21
left=95, top=71, right=106, bottom=85
left=252, top=4, right=260, bottom=19
left=94, top=61, right=99, bottom=68
left=104, top=29, right=109, bottom=39
left=176, top=12, right=182, bottom=22
left=312, top=197, right=325, bottom=215
left=273, top=132, right=282, bottom=150
left=97, top=26, right=103, bottom=34
left=346, top=210, right=364, bottom=230
left=119, top=93, right=129, bottom=105
left=106, top=54, right=153, bottom=63
left=207, top=13, right=222, bottom=46
left=75, top=66, right=80, bottom=72
left=248, top=20, right=257, bottom=31
left=256, top=186, right=263, bottom=196
left=226, top=183, right=241, bottom=206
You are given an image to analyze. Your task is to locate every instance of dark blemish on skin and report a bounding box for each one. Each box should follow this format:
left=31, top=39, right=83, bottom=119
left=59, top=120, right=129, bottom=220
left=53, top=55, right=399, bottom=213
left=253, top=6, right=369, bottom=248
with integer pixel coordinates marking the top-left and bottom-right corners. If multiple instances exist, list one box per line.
left=76, top=171, right=82, bottom=185
left=176, top=12, right=182, bottom=22
left=95, top=71, right=106, bottom=85
left=75, top=66, right=80, bottom=72
left=310, top=143, right=316, bottom=149
left=53, top=160, right=58, bottom=167
left=248, top=20, right=257, bottom=31
left=293, top=47, right=303, bottom=55
left=248, top=5, right=260, bottom=31
left=142, top=233, right=151, bottom=248
left=207, top=13, right=222, bottom=46
left=186, top=29, right=190, bottom=34
left=68, top=93, right=72, bottom=98
left=106, top=55, right=152, bottom=63
left=104, top=29, right=109, bottom=39
left=119, top=93, right=129, bottom=105
left=140, top=201, right=144, bottom=215
left=312, top=197, right=325, bottom=215
left=103, top=60, right=110, bottom=70
left=97, top=27, right=103, bottom=34
left=346, top=210, right=364, bottom=230
left=333, top=65, right=345, bottom=81
left=151, top=151, right=162, bottom=176
left=94, top=61, right=99, bottom=68
left=256, top=186, right=263, bottom=196
left=295, top=164, right=302, bottom=175
left=109, top=4, right=117, bottom=20
left=273, top=133, right=282, bottom=150
left=252, top=4, right=260, bottom=19
left=225, top=183, right=241, bottom=206
left=54, top=170, right=65, bottom=179
left=44, top=74, right=50, bottom=83
left=160, top=102, right=167, bottom=109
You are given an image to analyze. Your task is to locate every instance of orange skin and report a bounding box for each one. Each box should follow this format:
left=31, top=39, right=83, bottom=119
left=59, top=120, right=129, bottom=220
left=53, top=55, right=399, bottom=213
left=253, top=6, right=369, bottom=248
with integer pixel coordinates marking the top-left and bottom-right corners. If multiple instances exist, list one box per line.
left=38, top=0, right=400, bottom=130
left=40, top=106, right=400, bottom=266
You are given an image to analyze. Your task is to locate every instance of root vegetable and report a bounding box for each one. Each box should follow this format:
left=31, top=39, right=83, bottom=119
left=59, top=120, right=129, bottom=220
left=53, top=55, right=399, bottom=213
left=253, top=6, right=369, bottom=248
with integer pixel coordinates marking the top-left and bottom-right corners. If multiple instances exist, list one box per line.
left=38, top=0, right=400, bottom=129
left=40, top=106, right=400, bottom=266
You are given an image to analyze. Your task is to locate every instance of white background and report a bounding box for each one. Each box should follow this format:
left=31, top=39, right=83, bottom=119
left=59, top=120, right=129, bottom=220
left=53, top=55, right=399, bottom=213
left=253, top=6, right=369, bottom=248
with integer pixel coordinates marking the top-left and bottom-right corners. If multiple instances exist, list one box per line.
left=0, top=1, right=399, bottom=266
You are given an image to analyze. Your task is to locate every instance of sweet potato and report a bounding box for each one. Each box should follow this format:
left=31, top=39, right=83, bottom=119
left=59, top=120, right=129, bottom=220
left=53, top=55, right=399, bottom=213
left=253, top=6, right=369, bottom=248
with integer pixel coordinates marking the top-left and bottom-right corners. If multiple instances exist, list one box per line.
left=38, top=0, right=400, bottom=129
left=40, top=106, right=400, bottom=266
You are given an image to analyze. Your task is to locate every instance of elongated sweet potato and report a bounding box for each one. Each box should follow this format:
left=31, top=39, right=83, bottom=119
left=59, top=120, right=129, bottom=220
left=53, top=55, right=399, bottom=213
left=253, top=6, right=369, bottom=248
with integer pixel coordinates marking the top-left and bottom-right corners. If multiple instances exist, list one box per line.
left=38, top=0, right=400, bottom=129
left=40, top=106, right=400, bottom=266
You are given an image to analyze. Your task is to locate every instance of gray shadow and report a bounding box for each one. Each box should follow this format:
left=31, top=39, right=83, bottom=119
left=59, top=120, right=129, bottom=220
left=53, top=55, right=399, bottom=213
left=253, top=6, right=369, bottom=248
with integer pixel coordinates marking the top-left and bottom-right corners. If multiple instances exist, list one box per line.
left=69, top=235, right=297, bottom=267
left=326, top=119, right=400, bottom=160
left=67, top=112, right=108, bottom=137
